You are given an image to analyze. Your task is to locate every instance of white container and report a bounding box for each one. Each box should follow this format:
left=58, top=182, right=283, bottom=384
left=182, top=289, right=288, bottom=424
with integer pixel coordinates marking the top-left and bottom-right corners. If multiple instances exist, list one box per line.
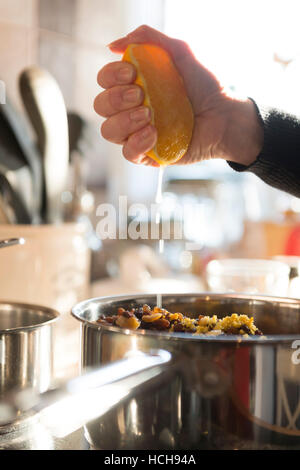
left=206, top=258, right=290, bottom=296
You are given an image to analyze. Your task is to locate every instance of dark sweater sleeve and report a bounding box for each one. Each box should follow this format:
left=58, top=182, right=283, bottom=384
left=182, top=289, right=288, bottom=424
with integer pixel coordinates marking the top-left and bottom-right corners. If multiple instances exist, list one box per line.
left=227, top=100, right=300, bottom=197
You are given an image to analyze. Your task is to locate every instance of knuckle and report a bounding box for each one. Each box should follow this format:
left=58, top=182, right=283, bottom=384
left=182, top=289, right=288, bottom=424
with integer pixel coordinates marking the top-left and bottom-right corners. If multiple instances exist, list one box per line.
left=101, top=114, right=129, bottom=143
left=97, top=68, right=105, bottom=87
left=130, top=24, right=151, bottom=41
left=122, top=144, right=130, bottom=160
left=100, top=120, right=110, bottom=140
left=93, top=92, right=108, bottom=117
left=174, top=38, right=190, bottom=56
left=93, top=95, right=99, bottom=113
left=122, top=144, right=134, bottom=162
left=137, top=24, right=149, bottom=34
left=97, top=62, right=115, bottom=87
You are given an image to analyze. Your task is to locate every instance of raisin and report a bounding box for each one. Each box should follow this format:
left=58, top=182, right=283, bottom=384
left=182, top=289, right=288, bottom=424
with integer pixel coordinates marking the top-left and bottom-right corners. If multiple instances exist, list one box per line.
left=122, top=310, right=134, bottom=318
left=173, top=323, right=185, bottom=332
left=96, top=314, right=106, bottom=322
left=134, top=307, right=144, bottom=319
left=152, top=318, right=170, bottom=330
left=225, top=327, right=240, bottom=335
left=241, top=325, right=252, bottom=335
left=105, top=317, right=114, bottom=323
left=140, top=320, right=152, bottom=330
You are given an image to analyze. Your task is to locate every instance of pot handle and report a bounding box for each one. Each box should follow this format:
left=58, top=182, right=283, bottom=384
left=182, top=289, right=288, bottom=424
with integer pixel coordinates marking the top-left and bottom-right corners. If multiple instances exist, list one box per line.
left=0, top=349, right=171, bottom=437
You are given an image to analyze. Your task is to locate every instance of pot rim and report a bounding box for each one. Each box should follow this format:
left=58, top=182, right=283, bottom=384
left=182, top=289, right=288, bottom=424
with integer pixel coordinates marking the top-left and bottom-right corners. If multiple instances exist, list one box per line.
left=71, top=292, right=300, bottom=344
left=0, top=301, right=60, bottom=333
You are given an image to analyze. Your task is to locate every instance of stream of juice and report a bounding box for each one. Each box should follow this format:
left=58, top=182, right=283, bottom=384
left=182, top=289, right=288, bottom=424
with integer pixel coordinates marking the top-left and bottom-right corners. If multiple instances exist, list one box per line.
left=155, top=166, right=165, bottom=309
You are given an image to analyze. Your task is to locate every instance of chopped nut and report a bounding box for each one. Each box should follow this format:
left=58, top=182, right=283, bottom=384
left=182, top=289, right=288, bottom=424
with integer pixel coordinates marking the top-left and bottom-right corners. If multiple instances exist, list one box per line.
left=168, top=313, right=180, bottom=321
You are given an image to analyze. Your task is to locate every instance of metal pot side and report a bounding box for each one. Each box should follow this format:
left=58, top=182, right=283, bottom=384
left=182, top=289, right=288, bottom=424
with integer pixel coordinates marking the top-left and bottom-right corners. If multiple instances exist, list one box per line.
left=0, top=302, right=59, bottom=406
left=72, top=293, right=300, bottom=450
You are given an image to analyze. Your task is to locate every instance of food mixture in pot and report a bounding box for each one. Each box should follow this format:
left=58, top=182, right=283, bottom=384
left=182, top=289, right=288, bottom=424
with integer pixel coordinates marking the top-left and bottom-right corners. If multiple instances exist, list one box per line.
left=97, top=304, right=263, bottom=336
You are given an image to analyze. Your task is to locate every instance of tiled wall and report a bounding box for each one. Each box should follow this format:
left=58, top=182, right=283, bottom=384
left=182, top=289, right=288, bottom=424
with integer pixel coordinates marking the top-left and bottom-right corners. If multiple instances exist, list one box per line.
left=37, top=0, right=125, bottom=122
left=0, top=0, right=38, bottom=110
left=0, top=0, right=164, bottom=188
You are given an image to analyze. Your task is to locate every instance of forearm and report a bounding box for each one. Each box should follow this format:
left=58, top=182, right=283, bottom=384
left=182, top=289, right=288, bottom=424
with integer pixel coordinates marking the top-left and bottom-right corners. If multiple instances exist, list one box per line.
left=224, top=98, right=300, bottom=198
left=221, top=97, right=264, bottom=166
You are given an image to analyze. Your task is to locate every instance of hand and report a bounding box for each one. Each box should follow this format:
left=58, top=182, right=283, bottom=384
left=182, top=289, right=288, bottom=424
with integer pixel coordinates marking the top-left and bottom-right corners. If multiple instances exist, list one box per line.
left=94, top=25, right=263, bottom=167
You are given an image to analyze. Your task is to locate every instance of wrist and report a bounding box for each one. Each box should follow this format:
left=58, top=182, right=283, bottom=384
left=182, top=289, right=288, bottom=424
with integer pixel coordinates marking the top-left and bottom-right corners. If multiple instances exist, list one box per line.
left=220, top=96, right=264, bottom=166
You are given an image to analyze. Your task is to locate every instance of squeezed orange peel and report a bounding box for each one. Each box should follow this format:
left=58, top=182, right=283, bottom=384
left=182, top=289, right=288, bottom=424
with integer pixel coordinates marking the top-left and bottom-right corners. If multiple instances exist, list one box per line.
left=123, top=43, right=194, bottom=165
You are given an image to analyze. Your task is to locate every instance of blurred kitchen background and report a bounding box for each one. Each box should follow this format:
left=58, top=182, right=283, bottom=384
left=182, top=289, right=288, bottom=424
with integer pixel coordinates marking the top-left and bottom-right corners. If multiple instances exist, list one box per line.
left=1, top=0, right=300, bottom=323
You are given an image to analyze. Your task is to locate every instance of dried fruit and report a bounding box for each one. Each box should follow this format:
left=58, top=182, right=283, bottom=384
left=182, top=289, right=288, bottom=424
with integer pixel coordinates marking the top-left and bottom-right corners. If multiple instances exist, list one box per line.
left=142, top=313, right=162, bottom=323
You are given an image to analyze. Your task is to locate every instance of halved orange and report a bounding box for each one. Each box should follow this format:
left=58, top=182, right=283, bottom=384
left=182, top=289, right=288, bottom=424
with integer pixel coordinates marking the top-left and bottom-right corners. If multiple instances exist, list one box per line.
left=123, top=44, right=194, bottom=165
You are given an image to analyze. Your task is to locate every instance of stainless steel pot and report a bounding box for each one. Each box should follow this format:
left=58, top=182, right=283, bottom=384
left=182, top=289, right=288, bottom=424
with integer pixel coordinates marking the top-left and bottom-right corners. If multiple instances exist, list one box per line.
left=70, top=293, right=300, bottom=450
left=0, top=301, right=59, bottom=431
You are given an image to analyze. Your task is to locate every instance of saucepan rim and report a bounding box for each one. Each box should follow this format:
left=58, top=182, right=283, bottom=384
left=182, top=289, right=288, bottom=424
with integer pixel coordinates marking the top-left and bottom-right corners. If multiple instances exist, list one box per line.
left=0, top=301, right=60, bottom=333
left=71, top=292, right=300, bottom=344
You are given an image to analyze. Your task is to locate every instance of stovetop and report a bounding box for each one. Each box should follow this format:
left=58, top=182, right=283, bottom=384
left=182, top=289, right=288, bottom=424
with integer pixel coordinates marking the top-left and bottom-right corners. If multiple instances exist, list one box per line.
left=0, top=417, right=89, bottom=450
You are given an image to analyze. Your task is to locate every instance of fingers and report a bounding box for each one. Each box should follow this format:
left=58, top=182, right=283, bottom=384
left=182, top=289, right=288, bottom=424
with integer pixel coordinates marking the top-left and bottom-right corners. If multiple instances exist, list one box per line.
left=94, top=84, right=144, bottom=118
left=140, top=156, right=160, bottom=167
left=97, top=61, right=136, bottom=89
left=122, top=125, right=157, bottom=164
left=96, top=27, right=181, bottom=167
left=108, top=25, right=192, bottom=64
left=101, top=106, right=152, bottom=144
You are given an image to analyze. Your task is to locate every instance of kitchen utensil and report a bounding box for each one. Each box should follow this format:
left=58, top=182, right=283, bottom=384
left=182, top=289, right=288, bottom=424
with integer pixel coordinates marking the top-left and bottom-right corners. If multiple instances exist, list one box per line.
left=206, top=258, right=290, bottom=295
left=0, top=238, right=25, bottom=249
left=70, top=293, right=300, bottom=450
left=0, top=301, right=59, bottom=431
left=68, top=112, right=85, bottom=155
left=19, top=67, right=69, bottom=223
left=62, top=112, right=97, bottom=222
left=0, top=174, right=31, bottom=224
left=61, top=151, right=95, bottom=222
left=0, top=151, right=33, bottom=221
left=0, top=98, right=42, bottom=222
left=0, top=194, right=14, bottom=224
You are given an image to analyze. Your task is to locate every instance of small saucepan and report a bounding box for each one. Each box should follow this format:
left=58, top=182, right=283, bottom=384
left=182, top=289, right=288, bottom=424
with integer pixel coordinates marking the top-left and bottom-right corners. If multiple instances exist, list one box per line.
left=0, top=302, right=59, bottom=432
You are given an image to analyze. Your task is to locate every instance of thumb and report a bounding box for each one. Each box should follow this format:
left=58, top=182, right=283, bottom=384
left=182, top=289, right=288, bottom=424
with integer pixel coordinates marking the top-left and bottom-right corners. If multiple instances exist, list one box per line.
left=108, top=24, right=193, bottom=66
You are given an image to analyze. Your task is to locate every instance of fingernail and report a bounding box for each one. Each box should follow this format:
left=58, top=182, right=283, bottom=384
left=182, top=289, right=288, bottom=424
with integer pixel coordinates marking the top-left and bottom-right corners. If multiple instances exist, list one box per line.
left=123, top=87, right=141, bottom=102
left=130, top=107, right=150, bottom=122
left=117, top=67, right=133, bottom=82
